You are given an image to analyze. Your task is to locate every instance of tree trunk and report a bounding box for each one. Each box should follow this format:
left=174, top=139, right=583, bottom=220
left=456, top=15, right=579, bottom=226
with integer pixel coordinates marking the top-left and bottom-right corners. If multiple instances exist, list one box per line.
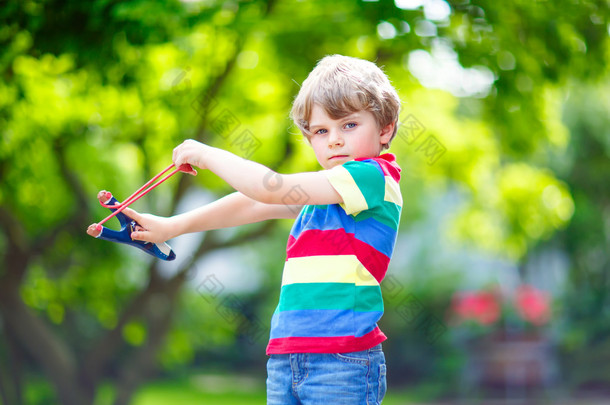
left=0, top=272, right=94, bottom=405
left=1, top=327, right=24, bottom=405
left=113, top=275, right=185, bottom=405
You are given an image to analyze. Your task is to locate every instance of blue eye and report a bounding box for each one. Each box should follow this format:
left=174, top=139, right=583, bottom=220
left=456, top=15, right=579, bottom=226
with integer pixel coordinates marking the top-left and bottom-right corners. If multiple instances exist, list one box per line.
left=314, top=128, right=327, bottom=135
left=345, top=122, right=357, bottom=129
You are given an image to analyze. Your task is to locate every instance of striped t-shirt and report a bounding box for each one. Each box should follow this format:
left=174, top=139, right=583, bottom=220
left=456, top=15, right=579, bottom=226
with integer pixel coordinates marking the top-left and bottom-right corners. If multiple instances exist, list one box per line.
left=266, top=153, right=402, bottom=354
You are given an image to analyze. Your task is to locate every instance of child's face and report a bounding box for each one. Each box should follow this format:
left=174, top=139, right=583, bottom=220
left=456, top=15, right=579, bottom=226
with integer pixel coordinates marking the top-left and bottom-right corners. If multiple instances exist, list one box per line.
left=307, top=104, right=393, bottom=170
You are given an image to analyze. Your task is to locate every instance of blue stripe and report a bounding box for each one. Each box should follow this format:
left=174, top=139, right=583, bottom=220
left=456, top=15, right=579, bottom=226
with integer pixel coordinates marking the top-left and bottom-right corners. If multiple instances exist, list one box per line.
left=355, top=217, right=396, bottom=257
left=290, top=205, right=341, bottom=238
left=270, top=309, right=382, bottom=339
left=290, top=206, right=397, bottom=257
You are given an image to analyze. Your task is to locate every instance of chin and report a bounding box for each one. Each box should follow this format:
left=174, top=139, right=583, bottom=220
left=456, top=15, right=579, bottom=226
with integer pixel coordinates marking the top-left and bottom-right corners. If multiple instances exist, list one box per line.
left=326, top=159, right=345, bottom=169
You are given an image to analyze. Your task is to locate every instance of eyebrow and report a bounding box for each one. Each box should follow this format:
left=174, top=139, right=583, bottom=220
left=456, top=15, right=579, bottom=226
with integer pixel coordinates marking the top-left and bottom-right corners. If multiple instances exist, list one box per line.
left=309, top=113, right=362, bottom=130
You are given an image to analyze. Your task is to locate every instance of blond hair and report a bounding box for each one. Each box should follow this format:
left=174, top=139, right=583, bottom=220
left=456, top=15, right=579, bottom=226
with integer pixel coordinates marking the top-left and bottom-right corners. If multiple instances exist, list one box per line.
left=291, top=55, right=401, bottom=149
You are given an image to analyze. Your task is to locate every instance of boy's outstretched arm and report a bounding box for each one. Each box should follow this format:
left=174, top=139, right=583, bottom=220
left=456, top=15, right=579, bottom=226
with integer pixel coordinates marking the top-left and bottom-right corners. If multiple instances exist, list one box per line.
left=126, top=191, right=298, bottom=244
left=172, top=139, right=343, bottom=207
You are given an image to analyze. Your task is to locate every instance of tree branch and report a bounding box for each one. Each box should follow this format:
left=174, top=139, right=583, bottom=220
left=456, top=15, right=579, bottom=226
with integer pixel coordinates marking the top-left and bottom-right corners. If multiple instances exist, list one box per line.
left=174, top=220, right=277, bottom=283
left=171, top=47, right=243, bottom=210
left=171, top=0, right=280, bottom=211
left=31, top=137, right=91, bottom=256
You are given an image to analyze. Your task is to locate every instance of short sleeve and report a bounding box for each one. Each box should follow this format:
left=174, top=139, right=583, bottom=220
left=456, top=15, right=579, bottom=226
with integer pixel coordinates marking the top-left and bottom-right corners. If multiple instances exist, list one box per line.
left=325, top=160, right=385, bottom=216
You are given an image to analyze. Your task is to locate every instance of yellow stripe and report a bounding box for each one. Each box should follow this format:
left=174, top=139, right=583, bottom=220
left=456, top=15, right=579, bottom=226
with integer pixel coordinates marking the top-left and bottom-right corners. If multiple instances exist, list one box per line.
left=282, top=255, right=379, bottom=286
left=326, top=166, right=368, bottom=215
left=384, top=176, right=402, bottom=206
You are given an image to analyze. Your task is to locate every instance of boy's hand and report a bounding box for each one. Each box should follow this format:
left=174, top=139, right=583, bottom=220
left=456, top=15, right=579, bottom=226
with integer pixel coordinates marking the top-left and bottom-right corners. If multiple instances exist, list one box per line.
left=122, top=208, right=175, bottom=244
left=173, top=139, right=211, bottom=170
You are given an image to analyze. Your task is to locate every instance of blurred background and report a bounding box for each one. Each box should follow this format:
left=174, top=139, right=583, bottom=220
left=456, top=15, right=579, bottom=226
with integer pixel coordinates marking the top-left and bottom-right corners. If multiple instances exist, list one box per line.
left=1, top=0, right=609, bottom=404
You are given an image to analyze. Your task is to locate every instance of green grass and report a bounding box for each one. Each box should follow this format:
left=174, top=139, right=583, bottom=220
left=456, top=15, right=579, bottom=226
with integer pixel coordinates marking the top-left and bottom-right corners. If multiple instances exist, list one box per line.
left=26, top=373, right=438, bottom=405
left=130, top=374, right=267, bottom=405
left=126, top=374, right=434, bottom=405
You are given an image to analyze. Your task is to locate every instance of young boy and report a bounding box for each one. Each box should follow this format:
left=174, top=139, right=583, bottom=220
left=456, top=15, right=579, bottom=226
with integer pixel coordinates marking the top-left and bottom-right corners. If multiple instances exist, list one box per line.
left=92, top=54, right=402, bottom=404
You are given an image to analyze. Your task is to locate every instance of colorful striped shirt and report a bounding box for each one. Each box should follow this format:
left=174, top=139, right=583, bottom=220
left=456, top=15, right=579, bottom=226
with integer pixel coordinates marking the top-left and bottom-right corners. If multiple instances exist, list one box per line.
left=266, top=153, right=402, bottom=354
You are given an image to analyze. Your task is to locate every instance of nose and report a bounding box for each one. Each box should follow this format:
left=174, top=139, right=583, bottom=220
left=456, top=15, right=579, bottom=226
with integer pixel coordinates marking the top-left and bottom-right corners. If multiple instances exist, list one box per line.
left=327, top=129, right=344, bottom=148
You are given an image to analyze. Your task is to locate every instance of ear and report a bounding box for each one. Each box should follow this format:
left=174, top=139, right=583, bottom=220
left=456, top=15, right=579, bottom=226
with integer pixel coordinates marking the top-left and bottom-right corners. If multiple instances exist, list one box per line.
left=379, top=122, right=395, bottom=146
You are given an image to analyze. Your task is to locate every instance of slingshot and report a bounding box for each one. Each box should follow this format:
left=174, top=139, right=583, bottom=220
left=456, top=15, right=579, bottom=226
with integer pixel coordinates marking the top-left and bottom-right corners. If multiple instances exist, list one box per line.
left=91, top=163, right=195, bottom=261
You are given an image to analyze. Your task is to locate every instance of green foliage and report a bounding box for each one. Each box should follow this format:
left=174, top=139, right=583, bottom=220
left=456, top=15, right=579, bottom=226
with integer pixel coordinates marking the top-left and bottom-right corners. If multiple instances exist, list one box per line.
left=1, top=0, right=609, bottom=402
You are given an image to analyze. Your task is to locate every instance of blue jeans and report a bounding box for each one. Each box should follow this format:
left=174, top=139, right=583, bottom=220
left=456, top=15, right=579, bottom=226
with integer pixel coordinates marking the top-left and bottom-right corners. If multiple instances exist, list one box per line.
left=266, top=344, right=387, bottom=404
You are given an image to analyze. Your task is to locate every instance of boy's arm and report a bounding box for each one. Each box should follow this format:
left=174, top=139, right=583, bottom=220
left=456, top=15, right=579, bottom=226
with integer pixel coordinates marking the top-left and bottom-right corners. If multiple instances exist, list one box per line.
left=173, top=140, right=343, bottom=207
left=126, top=192, right=299, bottom=244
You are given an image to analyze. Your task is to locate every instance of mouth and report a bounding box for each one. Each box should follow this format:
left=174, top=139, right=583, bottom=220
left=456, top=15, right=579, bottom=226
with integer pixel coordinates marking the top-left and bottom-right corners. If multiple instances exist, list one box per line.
left=329, top=155, right=349, bottom=161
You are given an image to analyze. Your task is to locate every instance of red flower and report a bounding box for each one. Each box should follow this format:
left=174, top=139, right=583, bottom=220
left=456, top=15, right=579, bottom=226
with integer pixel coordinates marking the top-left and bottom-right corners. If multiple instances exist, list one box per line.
left=452, top=291, right=501, bottom=326
left=514, top=284, right=551, bottom=326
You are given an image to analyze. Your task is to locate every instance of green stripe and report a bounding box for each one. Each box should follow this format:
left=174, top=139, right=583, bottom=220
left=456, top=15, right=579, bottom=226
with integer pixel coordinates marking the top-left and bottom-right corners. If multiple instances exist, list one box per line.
left=354, top=201, right=402, bottom=230
left=278, top=283, right=383, bottom=312
left=343, top=162, right=385, bottom=208
left=302, top=204, right=328, bottom=215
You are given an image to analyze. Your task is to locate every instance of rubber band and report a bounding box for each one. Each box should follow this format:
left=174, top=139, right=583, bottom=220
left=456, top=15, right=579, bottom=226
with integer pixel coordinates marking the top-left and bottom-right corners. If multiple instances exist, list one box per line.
left=96, top=163, right=193, bottom=229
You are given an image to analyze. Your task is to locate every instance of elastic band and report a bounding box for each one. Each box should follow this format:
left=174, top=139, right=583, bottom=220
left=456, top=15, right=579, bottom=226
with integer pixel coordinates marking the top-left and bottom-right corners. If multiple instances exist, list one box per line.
left=96, top=163, right=192, bottom=228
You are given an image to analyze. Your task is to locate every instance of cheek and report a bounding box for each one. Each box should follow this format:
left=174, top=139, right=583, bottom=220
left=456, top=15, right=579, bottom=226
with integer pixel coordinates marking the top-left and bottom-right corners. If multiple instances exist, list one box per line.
left=310, top=138, right=325, bottom=153
left=351, top=136, right=369, bottom=150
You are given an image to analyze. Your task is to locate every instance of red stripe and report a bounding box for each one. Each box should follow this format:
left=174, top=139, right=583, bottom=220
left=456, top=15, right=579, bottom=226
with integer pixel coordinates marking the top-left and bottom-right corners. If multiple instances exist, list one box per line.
left=266, top=328, right=386, bottom=354
left=286, top=229, right=389, bottom=283
left=375, top=157, right=401, bottom=183
left=287, top=229, right=352, bottom=256
left=356, top=154, right=401, bottom=183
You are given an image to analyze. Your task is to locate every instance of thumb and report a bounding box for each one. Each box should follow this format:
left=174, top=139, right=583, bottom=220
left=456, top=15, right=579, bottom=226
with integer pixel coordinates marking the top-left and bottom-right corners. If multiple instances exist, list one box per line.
left=121, top=208, right=150, bottom=242
left=130, top=229, right=154, bottom=243
left=122, top=208, right=168, bottom=244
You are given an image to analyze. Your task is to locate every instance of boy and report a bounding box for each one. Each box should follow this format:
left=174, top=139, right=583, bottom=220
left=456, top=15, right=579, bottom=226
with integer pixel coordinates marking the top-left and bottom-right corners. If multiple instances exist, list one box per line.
left=91, top=54, right=402, bottom=404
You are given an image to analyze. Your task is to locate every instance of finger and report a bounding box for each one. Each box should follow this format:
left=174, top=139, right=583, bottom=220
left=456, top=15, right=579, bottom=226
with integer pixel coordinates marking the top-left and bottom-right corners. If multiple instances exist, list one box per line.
left=172, top=143, right=183, bottom=166
left=122, top=207, right=143, bottom=223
